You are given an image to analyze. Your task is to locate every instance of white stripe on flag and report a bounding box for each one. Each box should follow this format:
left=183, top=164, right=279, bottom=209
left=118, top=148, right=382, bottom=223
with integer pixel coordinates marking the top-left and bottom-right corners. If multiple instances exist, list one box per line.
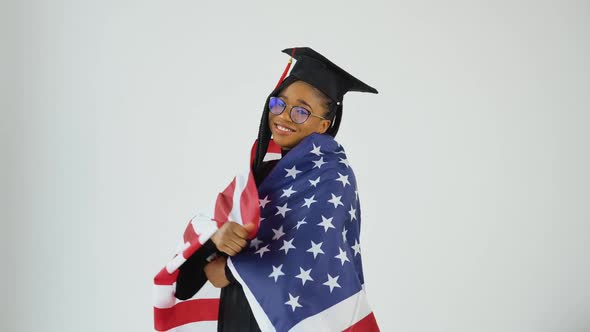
left=263, top=152, right=282, bottom=162
left=229, top=167, right=250, bottom=225
left=172, top=320, right=217, bottom=332
left=190, top=212, right=218, bottom=244
left=153, top=284, right=176, bottom=309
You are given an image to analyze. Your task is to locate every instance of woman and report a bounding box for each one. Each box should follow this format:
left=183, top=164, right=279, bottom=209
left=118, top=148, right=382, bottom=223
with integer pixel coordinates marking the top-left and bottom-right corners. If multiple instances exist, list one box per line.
left=174, top=47, right=379, bottom=332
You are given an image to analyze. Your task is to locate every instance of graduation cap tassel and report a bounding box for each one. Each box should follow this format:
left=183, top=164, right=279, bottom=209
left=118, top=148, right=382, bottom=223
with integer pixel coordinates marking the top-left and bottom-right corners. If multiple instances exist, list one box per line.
left=274, top=48, right=297, bottom=89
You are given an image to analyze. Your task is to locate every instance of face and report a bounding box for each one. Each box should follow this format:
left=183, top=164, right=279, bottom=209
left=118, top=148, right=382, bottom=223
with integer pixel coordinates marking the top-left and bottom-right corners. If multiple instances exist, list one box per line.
left=268, top=80, right=332, bottom=150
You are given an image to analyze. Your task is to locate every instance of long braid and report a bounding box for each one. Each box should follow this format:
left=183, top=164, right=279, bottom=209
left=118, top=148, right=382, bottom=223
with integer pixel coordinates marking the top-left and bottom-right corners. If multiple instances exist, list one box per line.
left=252, top=76, right=298, bottom=177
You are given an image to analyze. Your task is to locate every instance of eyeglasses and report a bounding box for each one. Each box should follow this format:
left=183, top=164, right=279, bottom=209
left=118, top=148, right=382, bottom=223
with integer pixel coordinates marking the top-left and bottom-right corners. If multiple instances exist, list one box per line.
left=268, top=96, right=329, bottom=124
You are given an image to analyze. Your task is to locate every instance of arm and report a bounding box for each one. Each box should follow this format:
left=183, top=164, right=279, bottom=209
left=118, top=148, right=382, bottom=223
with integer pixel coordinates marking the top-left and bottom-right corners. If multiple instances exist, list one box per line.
left=175, top=239, right=218, bottom=300
left=203, top=256, right=233, bottom=288
left=177, top=221, right=255, bottom=296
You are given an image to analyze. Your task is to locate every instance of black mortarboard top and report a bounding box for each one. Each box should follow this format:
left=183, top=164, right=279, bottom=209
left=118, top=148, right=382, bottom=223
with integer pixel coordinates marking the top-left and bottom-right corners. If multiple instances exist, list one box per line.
left=279, top=47, right=378, bottom=104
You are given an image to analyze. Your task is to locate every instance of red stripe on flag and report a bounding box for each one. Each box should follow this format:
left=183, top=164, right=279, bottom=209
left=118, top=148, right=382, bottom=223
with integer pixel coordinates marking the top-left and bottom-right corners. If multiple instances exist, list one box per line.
left=343, top=312, right=380, bottom=332
left=249, top=139, right=283, bottom=166
left=268, top=139, right=281, bottom=154
left=182, top=239, right=205, bottom=260
left=154, top=298, right=219, bottom=331
left=182, top=218, right=198, bottom=244
left=240, top=170, right=260, bottom=236
left=213, top=177, right=236, bottom=228
left=154, top=267, right=179, bottom=286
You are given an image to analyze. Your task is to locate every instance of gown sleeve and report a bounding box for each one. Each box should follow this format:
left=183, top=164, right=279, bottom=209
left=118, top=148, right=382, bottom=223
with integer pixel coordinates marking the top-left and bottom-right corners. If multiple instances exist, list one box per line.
left=174, top=239, right=218, bottom=300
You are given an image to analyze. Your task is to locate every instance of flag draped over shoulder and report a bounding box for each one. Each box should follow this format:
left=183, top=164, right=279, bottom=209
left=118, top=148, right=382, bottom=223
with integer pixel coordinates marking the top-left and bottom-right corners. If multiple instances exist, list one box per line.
left=229, top=133, right=378, bottom=332
left=153, top=133, right=379, bottom=332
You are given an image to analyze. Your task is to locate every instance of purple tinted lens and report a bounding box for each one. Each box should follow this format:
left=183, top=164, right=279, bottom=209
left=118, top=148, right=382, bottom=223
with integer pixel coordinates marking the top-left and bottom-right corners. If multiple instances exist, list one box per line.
left=269, top=97, right=285, bottom=115
left=290, top=107, right=310, bottom=124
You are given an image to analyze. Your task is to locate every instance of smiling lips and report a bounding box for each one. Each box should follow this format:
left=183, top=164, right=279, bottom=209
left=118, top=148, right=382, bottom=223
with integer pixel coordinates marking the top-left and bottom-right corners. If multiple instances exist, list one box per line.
left=274, top=122, right=296, bottom=134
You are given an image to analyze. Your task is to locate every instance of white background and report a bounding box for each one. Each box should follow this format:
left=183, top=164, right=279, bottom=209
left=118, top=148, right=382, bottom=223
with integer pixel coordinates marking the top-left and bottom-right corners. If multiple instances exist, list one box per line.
left=2, top=0, right=589, bottom=331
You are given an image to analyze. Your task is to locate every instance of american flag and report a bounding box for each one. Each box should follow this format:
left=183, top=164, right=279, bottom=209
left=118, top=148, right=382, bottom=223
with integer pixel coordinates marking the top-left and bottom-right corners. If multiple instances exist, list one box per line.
left=229, top=133, right=379, bottom=332
left=153, top=134, right=378, bottom=331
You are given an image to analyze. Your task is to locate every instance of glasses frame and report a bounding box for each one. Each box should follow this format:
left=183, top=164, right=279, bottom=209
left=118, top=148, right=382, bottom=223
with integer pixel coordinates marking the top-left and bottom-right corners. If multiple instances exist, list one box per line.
left=268, top=96, right=329, bottom=124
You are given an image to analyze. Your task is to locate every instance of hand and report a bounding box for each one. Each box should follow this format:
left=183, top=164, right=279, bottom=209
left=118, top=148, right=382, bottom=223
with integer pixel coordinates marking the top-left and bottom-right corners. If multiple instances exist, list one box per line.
left=204, top=256, right=230, bottom=288
left=211, top=221, right=256, bottom=256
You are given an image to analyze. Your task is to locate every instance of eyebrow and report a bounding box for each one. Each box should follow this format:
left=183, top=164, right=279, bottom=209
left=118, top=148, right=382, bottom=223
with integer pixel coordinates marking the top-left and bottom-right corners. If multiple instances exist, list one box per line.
left=278, top=94, right=314, bottom=111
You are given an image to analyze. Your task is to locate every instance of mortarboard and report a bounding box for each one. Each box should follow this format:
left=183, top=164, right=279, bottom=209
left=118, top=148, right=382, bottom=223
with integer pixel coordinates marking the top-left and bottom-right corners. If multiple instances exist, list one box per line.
left=276, top=47, right=378, bottom=105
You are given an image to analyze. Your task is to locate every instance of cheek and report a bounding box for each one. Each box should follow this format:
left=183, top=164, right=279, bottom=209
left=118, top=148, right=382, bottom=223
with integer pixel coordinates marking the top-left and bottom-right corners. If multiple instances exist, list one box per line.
left=299, top=121, right=321, bottom=135
left=268, top=113, right=278, bottom=128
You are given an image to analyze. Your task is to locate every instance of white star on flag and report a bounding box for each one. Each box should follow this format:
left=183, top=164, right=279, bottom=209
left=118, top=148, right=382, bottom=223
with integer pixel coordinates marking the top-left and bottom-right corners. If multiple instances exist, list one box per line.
left=281, top=186, right=297, bottom=198
left=268, top=264, right=285, bottom=282
left=295, top=267, right=314, bottom=285
left=317, top=215, right=335, bottom=232
left=310, top=143, right=323, bottom=156
left=309, top=176, right=321, bottom=187
left=275, top=203, right=291, bottom=217
left=323, top=274, right=341, bottom=293
left=301, top=195, right=317, bottom=208
left=272, top=226, right=286, bottom=240
left=255, top=245, right=270, bottom=258
left=259, top=195, right=271, bottom=208
left=285, top=293, right=302, bottom=312
left=342, top=227, right=348, bottom=243
left=294, top=217, right=307, bottom=229
left=334, top=247, right=350, bottom=266
left=348, top=205, right=357, bottom=221
left=351, top=239, right=361, bottom=256
left=280, top=238, right=296, bottom=254
left=335, top=172, right=350, bottom=187
left=285, top=166, right=302, bottom=179
left=339, top=157, right=350, bottom=168
left=249, top=237, right=263, bottom=249
left=327, top=193, right=344, bottom=208
left=312, top=157, right=327, bottom=169
left=306, top=241, right=325, bottom=258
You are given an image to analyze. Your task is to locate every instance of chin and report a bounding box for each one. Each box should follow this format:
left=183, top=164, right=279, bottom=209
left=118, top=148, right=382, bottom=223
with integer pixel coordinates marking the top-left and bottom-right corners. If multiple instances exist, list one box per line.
left=272, top=135, right=297, bottom=150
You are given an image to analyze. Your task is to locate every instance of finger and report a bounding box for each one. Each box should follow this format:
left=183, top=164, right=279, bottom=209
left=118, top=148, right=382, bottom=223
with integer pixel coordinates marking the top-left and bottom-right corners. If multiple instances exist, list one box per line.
left=231, top=224, right=249, bottom=239
left=243, top=223, right=256, bottom=235
left=220, top=222, right=234, bottom=231
left=221, top=246, right=237, bottom=256
left=231, top=238, right=248, bottom=249
left=224, top=241, right=242, bottom=254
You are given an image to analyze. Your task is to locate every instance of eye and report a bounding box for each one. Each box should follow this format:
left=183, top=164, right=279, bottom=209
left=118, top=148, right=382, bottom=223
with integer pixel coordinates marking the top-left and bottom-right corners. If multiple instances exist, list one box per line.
left=293, top=107, right=309, bottom=116
left=269, top=97, right=285, bottom=108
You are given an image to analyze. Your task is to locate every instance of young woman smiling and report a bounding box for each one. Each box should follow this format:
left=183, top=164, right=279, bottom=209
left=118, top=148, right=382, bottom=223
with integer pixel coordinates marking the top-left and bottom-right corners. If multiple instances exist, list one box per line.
left=174, top=47, right=379, bottom=332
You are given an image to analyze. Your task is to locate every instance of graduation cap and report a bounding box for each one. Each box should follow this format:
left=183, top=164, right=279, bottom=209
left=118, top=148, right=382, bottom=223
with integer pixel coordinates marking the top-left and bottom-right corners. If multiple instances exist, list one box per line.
left=275, top=47, right=378, bottom=104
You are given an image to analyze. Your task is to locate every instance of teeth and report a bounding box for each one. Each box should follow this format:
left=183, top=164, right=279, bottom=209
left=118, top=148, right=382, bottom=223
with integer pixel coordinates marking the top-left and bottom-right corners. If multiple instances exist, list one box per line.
left=277, top=124, right=294, bottom=132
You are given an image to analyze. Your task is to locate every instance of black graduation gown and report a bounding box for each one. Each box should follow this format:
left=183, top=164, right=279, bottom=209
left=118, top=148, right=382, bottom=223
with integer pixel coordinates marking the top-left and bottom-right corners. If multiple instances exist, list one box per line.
left=175, top=156, right=283, bottom=332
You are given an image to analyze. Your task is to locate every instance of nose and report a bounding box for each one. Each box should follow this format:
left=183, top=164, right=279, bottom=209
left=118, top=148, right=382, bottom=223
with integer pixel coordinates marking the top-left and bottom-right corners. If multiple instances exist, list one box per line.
left=277, top=106, right=294, bottom=124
